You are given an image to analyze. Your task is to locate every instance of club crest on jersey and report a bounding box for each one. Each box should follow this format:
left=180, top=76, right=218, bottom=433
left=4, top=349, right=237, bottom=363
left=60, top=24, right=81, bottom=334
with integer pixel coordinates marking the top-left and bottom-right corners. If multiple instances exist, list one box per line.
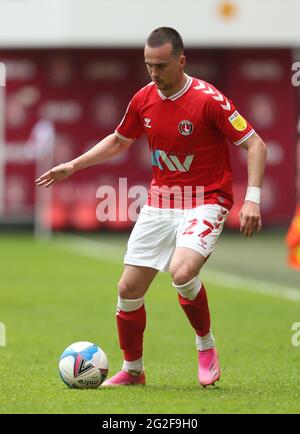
left=144, top=117, right=152, bottom=128
left=178, top=120, right=193, bottom=136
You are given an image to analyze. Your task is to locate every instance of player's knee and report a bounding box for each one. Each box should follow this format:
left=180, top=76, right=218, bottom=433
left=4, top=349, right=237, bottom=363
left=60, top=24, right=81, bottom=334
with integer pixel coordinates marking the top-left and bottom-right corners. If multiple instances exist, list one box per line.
left=118, top=280, right=132, bottom=299
left=170, top=266, right=195, bottom=286
left=118, top=279, right=142, bottom=300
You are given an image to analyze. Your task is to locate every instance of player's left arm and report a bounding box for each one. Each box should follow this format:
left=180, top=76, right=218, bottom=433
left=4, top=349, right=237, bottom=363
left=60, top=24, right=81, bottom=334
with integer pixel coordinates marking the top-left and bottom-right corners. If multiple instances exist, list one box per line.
left=239, top=132, right=267, bottom=237
left=203, top=86, right=267, bottom=237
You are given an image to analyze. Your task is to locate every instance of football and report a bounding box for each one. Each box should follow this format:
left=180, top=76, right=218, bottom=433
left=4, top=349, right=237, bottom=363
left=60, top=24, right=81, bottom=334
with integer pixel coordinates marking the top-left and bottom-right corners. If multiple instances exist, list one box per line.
left=58, top=341, right=109, bottom=389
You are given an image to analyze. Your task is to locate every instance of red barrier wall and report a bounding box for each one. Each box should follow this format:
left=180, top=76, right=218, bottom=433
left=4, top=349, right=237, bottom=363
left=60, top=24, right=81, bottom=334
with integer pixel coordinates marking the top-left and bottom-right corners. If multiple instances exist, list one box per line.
left=0, top=48, right=297, bottom=228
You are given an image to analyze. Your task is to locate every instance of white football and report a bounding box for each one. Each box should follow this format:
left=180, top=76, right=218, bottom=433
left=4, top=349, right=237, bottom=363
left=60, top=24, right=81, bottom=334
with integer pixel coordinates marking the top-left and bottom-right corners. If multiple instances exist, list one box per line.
left=59, top=341, right=109, bottom=389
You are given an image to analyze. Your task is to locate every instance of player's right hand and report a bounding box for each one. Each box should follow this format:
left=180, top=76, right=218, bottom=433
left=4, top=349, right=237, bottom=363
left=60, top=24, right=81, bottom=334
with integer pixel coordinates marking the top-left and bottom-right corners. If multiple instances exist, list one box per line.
left=35, top=162, right=75, bottom=188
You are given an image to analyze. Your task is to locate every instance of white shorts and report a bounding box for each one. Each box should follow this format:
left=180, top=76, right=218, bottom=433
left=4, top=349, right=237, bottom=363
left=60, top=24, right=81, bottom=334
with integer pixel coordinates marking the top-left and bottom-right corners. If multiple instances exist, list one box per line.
left=124, top=204, right=229, bottom=272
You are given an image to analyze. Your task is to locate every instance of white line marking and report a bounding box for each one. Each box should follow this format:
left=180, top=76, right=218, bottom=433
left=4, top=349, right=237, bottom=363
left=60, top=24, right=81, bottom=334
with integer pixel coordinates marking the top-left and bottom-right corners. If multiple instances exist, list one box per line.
left=52, top=235, right=123, bottom=262
left=202, top=269, right=300, bottom=303
left=52, top=235, right=300, bottom=303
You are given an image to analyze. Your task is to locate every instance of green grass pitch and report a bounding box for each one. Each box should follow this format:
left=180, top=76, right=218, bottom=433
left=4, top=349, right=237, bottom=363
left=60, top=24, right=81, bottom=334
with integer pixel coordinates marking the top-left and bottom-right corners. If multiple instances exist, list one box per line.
left=0, top=233, right=299, bottom=414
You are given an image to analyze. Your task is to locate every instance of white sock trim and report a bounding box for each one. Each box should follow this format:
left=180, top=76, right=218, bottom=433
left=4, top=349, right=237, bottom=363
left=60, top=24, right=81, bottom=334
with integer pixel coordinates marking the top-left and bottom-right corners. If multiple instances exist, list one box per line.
left=117, top=296, right=144, bottom=312
left=196, top=331, right=215, bottom=351
left=122, top=358, right=144, bottom=374
left=172, top=275, right=202, bottom=301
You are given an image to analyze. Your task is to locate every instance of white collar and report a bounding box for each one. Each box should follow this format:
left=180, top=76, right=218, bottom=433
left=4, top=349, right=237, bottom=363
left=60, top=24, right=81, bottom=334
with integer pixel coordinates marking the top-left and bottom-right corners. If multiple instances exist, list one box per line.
left=157, top=74, right=192, bottom=101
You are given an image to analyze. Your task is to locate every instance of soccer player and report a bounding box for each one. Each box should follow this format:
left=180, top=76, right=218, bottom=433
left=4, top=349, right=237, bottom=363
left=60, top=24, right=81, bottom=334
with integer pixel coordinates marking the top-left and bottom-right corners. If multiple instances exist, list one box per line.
left=36, top=27, right=267, bottom=387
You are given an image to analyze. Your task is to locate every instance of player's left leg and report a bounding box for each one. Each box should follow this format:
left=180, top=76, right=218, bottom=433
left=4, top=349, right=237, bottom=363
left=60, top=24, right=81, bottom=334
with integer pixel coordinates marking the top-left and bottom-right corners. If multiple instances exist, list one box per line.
left=169, top=248, right=219, bottom=387
left=169, top=204, right=229, bottom=387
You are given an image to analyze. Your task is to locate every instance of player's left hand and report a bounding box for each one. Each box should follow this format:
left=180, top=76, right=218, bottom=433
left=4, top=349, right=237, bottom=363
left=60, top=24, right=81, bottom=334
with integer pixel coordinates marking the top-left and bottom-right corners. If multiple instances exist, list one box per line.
left=239, top=201, right=262, bottom=237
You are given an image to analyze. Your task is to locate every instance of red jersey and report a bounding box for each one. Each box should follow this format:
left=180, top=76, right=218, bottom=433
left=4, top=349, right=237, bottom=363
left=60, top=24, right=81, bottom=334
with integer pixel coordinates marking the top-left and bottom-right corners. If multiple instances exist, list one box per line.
left=115, top=75, right=255, bottom=210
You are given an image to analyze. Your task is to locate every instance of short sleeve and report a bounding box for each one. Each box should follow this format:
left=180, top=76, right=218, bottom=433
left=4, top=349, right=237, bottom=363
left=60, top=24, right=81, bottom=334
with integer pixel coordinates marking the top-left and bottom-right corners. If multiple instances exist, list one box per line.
left=115, top=93, right=144, bottom=141
left=204, top=88, right=255, bottom=146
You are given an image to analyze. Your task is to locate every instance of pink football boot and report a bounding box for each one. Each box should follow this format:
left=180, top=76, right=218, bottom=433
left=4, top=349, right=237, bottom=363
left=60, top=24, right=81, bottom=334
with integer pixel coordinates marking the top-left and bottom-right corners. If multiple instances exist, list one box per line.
left=198, top=348, right=220, bottom=387
left=101, top=370, right=146, bottom=387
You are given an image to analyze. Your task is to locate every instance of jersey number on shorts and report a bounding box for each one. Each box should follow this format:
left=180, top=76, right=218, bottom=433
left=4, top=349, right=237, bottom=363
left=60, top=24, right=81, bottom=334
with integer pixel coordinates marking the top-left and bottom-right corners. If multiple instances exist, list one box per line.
left=183, top=219, right=214, bottom=238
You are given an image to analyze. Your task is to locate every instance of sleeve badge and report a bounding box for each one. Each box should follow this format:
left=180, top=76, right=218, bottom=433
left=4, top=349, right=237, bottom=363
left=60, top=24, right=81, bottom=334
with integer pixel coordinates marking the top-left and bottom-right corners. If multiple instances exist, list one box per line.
left=228, top=111, right=247, bottom=131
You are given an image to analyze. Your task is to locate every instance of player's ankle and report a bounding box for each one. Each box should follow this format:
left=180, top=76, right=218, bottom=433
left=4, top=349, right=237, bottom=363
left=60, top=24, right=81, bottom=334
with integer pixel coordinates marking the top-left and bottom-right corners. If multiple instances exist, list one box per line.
left=122, top=358, right=144, bottom=375
left=196, top=331, right=215, bottom=351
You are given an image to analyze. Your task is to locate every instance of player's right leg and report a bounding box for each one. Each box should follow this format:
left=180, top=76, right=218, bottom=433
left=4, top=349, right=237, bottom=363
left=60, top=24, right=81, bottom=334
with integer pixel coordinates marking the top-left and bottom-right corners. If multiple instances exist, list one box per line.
left=101, top=204, right=178, bottom=387
left=101, top=265, right=158, bottom=387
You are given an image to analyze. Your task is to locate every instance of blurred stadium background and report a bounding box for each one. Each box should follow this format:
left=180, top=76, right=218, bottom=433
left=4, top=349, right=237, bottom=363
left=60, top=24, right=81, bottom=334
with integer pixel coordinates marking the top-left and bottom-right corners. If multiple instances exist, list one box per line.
left=0, top=0, right=299, bottom=414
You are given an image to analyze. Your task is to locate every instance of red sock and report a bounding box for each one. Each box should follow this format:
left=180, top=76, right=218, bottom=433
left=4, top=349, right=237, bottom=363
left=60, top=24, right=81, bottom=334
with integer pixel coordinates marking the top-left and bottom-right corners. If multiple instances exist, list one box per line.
left=178, top=284, right=211, bottom=337
left=116, top=305, right=146, bottom=361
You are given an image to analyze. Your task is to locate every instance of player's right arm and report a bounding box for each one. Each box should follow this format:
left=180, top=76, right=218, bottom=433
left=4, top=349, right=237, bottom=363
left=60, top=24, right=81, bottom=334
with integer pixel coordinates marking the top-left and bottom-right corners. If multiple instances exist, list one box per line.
left=35, top=133, right=134, bottom=188
left=36, top=90, right=143, bottom=188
